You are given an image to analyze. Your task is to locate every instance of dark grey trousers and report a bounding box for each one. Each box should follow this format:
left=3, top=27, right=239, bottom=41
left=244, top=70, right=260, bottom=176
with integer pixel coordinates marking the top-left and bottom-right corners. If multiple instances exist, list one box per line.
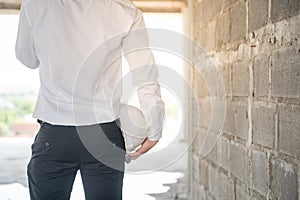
left=27, top=119, right=125, bottom=200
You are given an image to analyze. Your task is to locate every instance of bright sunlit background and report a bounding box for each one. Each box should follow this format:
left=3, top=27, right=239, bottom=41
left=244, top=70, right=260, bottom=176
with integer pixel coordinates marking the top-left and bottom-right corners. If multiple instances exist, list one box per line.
left=0, top=12, right=185, bottom=200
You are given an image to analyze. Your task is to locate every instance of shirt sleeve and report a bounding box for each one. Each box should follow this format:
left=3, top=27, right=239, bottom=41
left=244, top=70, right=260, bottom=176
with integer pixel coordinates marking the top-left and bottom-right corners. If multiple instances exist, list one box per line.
left=121, top=10, right=165, bottom=141
left=15, top=5, right=40, bottom=69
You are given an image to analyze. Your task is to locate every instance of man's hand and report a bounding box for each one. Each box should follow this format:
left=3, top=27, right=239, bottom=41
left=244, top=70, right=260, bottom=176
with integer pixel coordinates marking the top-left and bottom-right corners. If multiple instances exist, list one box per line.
left=129, top=138, right=159, bottom=160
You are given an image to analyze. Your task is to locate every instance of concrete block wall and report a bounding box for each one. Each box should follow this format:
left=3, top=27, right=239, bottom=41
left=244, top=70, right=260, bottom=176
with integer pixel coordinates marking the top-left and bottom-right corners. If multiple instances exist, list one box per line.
left=187, top=0, right=300, bottom=199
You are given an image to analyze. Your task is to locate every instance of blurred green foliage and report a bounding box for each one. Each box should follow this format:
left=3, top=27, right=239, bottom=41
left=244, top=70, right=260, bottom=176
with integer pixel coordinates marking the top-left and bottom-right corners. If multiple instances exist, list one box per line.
left=0, top=93, right=36, bottom=136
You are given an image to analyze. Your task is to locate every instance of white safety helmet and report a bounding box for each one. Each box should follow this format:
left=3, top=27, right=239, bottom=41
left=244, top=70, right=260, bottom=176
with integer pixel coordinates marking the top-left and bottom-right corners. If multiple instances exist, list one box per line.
left=119, top=104, right=148, bottom=153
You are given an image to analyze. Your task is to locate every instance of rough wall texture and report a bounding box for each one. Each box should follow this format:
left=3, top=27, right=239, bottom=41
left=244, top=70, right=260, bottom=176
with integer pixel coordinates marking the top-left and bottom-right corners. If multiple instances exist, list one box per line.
left=188, top=0, right=300, bottom=199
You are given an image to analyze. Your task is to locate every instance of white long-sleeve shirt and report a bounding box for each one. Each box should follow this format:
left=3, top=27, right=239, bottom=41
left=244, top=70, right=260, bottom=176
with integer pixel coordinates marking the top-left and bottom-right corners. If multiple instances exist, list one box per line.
left=15, top=0, right=165, bottom=141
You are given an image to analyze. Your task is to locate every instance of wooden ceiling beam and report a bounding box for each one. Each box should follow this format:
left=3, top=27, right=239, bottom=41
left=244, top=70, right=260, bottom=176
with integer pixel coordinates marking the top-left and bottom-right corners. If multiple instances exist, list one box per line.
left=0, top=0, right=20, bottom=10
left=133, top=0, right=185, bottom=12
left=0, top=0, right=185, bottom=12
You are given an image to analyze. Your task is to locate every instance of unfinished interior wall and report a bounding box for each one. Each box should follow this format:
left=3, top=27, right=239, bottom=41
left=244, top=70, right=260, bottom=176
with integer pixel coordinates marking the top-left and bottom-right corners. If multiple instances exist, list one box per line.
left=187, top=0, right=300, bottom=199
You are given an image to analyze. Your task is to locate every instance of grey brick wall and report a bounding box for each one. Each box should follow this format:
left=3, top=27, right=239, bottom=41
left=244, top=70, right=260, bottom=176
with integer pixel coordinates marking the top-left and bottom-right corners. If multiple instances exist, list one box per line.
left=188, top=0, right=300, bottom=199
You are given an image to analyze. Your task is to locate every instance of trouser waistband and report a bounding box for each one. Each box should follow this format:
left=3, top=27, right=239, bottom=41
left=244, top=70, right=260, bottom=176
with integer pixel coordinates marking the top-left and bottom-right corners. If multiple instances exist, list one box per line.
left=37, top=119, right=121, bottom=127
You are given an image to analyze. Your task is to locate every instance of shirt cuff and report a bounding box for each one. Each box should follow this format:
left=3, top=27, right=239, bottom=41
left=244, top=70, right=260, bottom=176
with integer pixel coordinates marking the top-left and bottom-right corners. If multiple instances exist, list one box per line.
left=148, top=130, right=162, bottom=141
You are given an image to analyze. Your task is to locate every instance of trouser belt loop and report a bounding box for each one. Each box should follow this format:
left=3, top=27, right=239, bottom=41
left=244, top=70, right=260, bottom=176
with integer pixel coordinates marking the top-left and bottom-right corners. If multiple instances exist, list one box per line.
left=37, top=119, right=45, bottom=126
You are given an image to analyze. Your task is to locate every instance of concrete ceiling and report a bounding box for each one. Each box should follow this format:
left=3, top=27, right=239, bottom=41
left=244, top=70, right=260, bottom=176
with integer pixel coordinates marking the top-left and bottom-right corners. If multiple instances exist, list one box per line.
left=0, top=0, right=185, bottom=12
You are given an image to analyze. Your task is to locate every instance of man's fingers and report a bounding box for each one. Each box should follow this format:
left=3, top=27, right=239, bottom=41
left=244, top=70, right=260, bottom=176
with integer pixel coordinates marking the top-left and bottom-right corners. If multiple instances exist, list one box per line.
left=129, top=150, right=143, bottom=160
left=128, top=146, right=144, bottom=160
left=129, top=153, right=140, bottom=160
left=128, top=138, right=159, bottom=160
